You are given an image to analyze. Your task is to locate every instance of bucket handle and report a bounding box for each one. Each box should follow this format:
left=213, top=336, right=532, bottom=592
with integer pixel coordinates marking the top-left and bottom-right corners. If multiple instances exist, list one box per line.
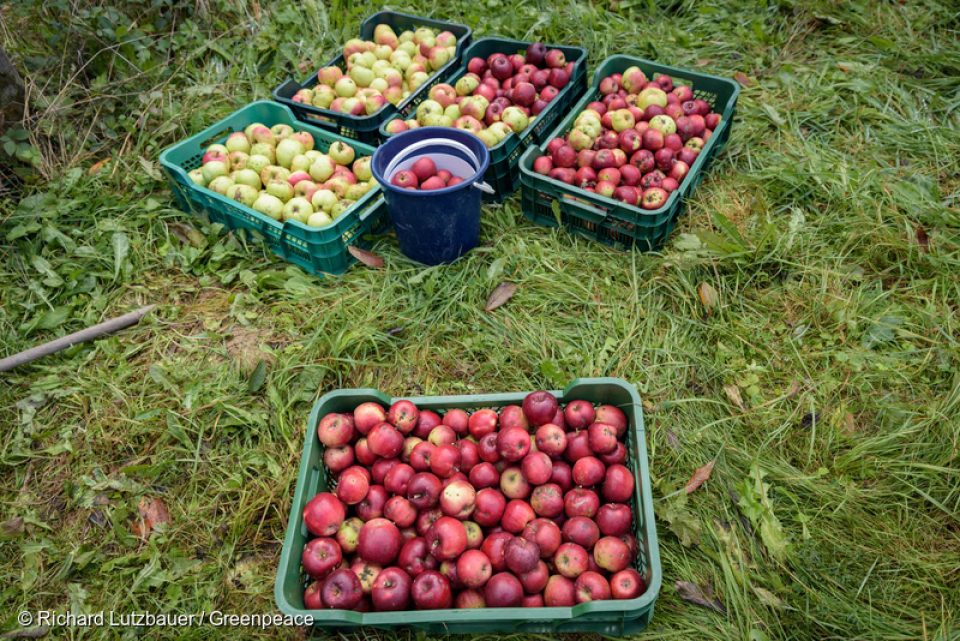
left=384, top=137, right=495, bottom=196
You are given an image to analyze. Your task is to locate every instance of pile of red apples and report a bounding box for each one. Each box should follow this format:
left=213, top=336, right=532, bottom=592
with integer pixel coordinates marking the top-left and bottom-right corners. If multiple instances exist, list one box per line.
left=532, top=67, right=723, bottom=210
left=299, top=390, right=647, bottom=611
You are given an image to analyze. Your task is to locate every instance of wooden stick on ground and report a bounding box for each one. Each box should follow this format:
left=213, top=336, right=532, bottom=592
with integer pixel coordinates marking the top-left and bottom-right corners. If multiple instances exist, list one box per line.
left=0, top=305, right=156, bottom=373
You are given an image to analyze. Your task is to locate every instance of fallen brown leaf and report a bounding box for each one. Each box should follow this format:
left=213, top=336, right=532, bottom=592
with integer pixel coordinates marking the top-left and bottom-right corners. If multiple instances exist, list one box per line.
left=132, top=497, right=171, bottom=539
left=0, top=516, right=24, bottom=537
left=348, top=246, right=384, bottom=268
left=695, top=59, right=712, bottom=67
left=88, top=158, right=110, bottom=175
left=723, top=384, right=745, bottom=410
left=915, top=225, right=929, bottom=252
left=734, top=72, right=754, bottom=87
left=785, top=380, right=801, bottom=397
left=675, top=580, right=726, bottom=613
left=1, top=627, right=49, bottom=639
left=843, top=412, right=857, bottom=434
left=697, top=282, right=719, bottom=314
left=667, top=431, right=681, bottom=451
left=685, top=460, right=716, bottom=494
left=485, top=282, right=517, bottom=312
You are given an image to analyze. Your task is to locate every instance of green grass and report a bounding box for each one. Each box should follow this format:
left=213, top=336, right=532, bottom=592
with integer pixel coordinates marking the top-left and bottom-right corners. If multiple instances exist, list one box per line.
left=1, top=0, right=959, bottom=639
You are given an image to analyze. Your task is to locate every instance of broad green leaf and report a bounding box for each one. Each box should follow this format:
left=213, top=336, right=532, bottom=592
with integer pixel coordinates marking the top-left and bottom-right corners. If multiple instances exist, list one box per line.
left=112, top=232, right=130, bottom=278
left=37, top=306, right=72, bottom=329
left=248, top=360, right=267, bottom=393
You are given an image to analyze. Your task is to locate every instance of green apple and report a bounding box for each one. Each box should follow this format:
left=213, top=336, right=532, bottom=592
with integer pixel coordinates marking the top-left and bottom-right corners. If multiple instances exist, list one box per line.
left=358, top=51, right=376, bottom=68
left=307, top=211, right=334, bottom=228
left=231, top=168, right=261, bottom=188
left=249, top=142, right=275, bottom=163
left=226, top=183, right=258, bottom=207
left=455, top=76, right=480, bottom=96
left=349, top=65, right=375, bottom=88
left=311, top=85, right=336, bottom=109
left=352, top=157, right=372, bottom=182
left=282, top=197, right=313, bottom=223
left=444, top=104, right=461, bottom=120
left=260, top=165, right=290, bottom=185
left=416, top=100, right=444, bottom=122
left=188, top=168, right=206, bottom=186
left=243, top=122, right=267, bottom=140
left=275, top=138, right=304, bottom=169
left=335, top=77, right=357, bottom=98
left=373, top=44, right=393, bottom=60
left=311, top=189, right=338, bottom=212
left=207, top=175, right=234, bottom=195
left=270, top=123, right=294, bottom=139
left=422, top=113, right=452, bottom=127
left=246, top=154, right=271, bottom=175
left=328, top=142, right=355, bottom=166
left=345, top=182, right=371, bottom=200
left=330, top=200, right=352, bottom=218
left=252, top=193, right=284, bottom=220
left=488, top=122, right=511, bottom=141
left=309, top=155, right=336, bottom=182
left=201, top=160, right=228, bottom=183
left=225, top=132, right=250, bottom=153
left=290, top=154, right=312, bottom=173
left=206, top=143, right=228, bottom=156
left=636, top=86, right=668, bottom=110
left=291, top=132, right=314, bottom=151
left=266, top=180, right=294, bottom=202
left=304, top=150, right=322, bottom=162
left=649, top=114, right=676, bottom=135
left=227, top=151, right=248, bottom=171
left=408, top=71, right=429, bottom=90
left=370, top=77, right=389, bottom=93
left=476, top=129, right=499, bottom=148
left=389, top=50, right=412, bottom=70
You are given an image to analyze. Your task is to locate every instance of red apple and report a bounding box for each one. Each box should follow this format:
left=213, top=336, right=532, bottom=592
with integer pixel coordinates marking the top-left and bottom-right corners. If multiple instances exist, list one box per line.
left=550, top=460, right=573, bottom=492
left=554, top=542, right=589, bottom=578
left=563, top=400, right=595, bottom=430
left=594, top=535, right=631, bottom=572
left=610, top=568, right=646, bottom=599
left=457, top=549, right=493, bottom=588
left=519, top=559, right=549, bottom=594
left=564, top=488, right=600, bottom=518
left=430, top=443, right=461, bottom=478
left=324, top=445, right=355, bottom=473
left=354, top=438, right=376, bottom=466
left=318, top=412, right=355, bottom=447
left=322, top=568, right=363, bottom=609
left=484, top=572, right=524, bottom=607
left=481, top=531, right=513, bottom=572
left=353, top=402, right=387, bottom=435
left=412, top=570, right=452, bottom=609
left=544, top=574, right=576, bottom=606
left=522, top=391, right=559, bottom=426
left=384, top=462, right=415, bottom=496
left=469, top=461, right=500, bottom=489
left=383, top=496, right=417, bottom=528
left=415, top=409, right=443, bottom=439
left=520, top=451, right=553, bottom=485
left=337, top=466, right=371, bottom=505
left=599, top=442, right=627, bottom=466
left=575, top=570, right=611, bottom=602
left=368, top=422, right=403, bottom=458
left=304, top=493, right=346, bottom=537
left=410, top=158, right=438, bottom=183
left=468, top=409, right=499, bottom=438
left=565, top=430, right=592, bottom=462
left=302, top=537, right=341, bottom=579
left=587, top=422, right=618, bottom=454
left=371, top=566, right=412, bottom=611
left=427, top=516, right=468, bottom=560
left=398, top=536, right=437, bottom=577
left=504, top=535, right=540, bottom=574
left=478, top=433, right=500, bottom=463
left=502, top=499, right=535, bottom=533
left=602, top=464, right=635, bottom=502
left=597, top=503, right=632, bottom=536
left=572, top=456, right=605, bottom=487
left=442, top=408, right=469, bottom=435
left=458, top=439, right=480, bottom=472
left=416, top=507, right=442, bottom=536
left=595, top=405, right=627, bottom=436
left=428, top=424, right=457, bottom=447
left=358, top=518, right=402, bottom=565
left=535, top=423, right=567, bottom=456
left=410, top=441, right=436, bottom=471
left=371, top=458, right=398, bottom=485
left=406, top=472, right=442, bottom=510
left=304, top=580, right=323, bottom=609
left=530, top=483, right=564, bottom=518
left=356, top=484, right=387, bottom=521
left=388, top=400, right=420, bottom=434
left=562, top=515, right=600, bottom=548
left=497, top=427, right=531, bottom=462
left=456, top=589, right=486, bottom=608
left=474, top=488, right=507, bottom=527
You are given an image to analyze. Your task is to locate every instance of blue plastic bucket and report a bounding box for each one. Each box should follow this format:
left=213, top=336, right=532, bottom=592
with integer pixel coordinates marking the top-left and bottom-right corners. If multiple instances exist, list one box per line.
left=372, top=127, right=492, bottom=265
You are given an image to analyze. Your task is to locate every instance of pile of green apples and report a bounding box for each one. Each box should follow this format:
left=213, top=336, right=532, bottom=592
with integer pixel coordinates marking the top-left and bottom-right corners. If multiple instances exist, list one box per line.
left=290, top=24, right=459, bottom=116
left=188, top=123, right=374, bottom=228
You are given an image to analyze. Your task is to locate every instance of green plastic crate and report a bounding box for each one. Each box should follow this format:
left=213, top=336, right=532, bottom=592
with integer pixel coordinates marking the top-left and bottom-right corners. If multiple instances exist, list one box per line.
left=159, top=101, right=388, bottom=276
left=380, top=38, right=588, bottom=203
left=275, top=377, right=661, bottom=634
left=519, top=55, right=740, bottom=250
left=273, top=11, right=472, bottom=144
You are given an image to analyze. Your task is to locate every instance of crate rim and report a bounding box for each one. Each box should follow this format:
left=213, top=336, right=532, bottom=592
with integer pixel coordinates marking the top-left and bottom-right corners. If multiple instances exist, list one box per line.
left=275, top=376, right=662, bottom=627
left=519, top=54, right=740, bottom=218
left=379, top=36, right=588, bottom=155
left=272, top=11, right=473, bottom=126
left=158, top=100, right=384, bottom=237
